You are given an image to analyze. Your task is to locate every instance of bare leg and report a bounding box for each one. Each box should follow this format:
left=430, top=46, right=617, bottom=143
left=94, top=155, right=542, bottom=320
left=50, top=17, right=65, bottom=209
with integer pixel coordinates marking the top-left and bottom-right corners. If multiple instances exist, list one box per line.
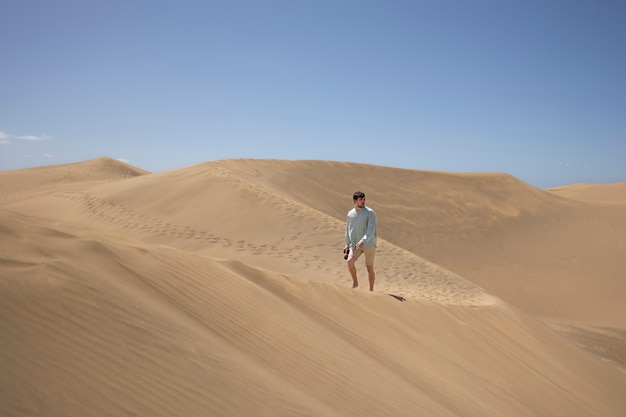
left=366, top=265, right=375, bottom=291
left=347, top=258, right=358, bottom=288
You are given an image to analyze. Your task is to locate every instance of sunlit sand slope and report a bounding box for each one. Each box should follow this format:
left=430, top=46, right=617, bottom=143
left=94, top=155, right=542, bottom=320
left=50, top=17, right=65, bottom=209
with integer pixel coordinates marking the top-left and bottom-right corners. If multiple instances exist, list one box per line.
left=2, top=210, right=626, bottom=417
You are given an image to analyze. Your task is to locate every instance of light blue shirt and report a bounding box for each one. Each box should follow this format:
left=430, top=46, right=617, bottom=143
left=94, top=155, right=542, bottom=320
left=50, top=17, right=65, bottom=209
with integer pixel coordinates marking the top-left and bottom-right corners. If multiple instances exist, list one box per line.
left=345, top=206, right=377, bottom=249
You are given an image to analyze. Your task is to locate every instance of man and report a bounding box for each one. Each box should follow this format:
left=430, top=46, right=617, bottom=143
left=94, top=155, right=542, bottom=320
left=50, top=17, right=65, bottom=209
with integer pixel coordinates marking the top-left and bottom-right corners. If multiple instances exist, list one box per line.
left=344, top=191, right=377, bottom=291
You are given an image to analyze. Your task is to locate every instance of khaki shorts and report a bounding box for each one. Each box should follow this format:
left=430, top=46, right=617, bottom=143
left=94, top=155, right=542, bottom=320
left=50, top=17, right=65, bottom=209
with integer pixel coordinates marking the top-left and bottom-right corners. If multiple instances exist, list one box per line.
left=348, top=246, right=376, bottom=266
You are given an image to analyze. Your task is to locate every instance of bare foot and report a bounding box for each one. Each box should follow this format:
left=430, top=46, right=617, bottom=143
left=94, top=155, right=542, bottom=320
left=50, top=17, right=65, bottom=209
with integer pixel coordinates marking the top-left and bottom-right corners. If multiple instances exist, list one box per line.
left=352, top=282, right=359, bottom=288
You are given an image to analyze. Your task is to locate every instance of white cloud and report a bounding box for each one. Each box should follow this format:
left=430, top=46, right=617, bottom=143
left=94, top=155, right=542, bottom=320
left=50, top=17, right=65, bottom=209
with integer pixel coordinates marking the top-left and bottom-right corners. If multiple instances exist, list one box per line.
left=15, top=134, right=53, bottom=141
left=0, top=131, right=53, bottom=141
left=117, top=158, right=130, bottom=163
left=0, top=140, right=10, bottom=144
left=44, top=153, right=54, bottom=158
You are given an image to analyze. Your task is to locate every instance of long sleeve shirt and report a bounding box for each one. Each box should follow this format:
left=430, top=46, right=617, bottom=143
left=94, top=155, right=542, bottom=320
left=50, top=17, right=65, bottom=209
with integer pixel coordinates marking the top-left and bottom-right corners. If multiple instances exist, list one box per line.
left=345, top=206, right=377, bottom=249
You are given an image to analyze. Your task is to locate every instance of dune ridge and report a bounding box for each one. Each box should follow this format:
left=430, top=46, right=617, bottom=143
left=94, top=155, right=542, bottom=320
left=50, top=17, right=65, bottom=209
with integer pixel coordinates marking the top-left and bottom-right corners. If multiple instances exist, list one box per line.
left=1, top=157, right=626, bottom=416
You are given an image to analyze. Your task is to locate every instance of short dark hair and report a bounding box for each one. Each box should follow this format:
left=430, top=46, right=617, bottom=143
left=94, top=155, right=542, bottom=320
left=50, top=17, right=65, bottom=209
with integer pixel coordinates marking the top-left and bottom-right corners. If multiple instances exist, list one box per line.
left=353, top=191, right=365, bottom=201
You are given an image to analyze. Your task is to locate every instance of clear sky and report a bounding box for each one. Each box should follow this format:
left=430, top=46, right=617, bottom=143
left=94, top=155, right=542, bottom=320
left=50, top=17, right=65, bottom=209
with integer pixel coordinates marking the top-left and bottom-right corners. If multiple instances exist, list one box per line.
left=1, top=0, right=625, bottom=188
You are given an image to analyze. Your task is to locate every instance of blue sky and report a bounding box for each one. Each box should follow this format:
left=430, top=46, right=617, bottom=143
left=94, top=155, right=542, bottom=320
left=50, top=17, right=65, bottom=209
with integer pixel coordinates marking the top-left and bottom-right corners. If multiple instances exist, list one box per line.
left=1, top=0, right=625, bottom=188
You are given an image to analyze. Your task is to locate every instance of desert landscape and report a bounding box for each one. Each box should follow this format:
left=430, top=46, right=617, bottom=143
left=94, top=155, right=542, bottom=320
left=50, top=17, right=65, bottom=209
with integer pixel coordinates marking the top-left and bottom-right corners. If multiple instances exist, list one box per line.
left=1, top=157, right=625, bottom=417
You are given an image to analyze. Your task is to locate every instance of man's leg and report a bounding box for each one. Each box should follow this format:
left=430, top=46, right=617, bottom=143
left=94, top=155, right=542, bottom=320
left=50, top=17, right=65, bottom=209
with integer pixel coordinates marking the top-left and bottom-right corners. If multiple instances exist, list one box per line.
left=366, top=265, right=375, bottom=291
left=363, top=247, right=376, bottom=291
left=347, top=257, right=358, bottom=288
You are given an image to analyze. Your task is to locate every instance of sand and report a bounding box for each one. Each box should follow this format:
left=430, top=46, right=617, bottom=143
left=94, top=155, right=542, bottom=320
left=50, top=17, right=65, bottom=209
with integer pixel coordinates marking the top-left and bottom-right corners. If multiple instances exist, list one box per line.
left=1, top=157, right=625, bottom=416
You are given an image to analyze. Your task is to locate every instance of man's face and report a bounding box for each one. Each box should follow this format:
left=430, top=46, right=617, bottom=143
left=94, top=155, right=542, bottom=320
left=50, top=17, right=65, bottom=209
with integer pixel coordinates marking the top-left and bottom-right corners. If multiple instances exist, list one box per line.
left=355, top=197, right=366, bottom=209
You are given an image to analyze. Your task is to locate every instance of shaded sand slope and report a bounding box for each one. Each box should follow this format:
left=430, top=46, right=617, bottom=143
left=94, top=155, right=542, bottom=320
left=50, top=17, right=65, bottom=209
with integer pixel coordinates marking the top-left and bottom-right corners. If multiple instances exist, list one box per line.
left=2, top=210, right=626, bottom=417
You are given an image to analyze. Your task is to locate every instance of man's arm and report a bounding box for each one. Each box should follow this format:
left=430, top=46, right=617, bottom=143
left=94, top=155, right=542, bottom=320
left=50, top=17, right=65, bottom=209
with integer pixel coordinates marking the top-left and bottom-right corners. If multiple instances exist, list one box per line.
left=360, top=209, right=377, bottom=246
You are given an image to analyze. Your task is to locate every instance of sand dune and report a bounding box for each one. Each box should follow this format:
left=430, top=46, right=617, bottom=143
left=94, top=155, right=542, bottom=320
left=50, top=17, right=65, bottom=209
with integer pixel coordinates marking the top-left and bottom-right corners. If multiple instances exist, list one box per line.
left=1, top=157, right=626, bottom=416
left=546, top=181, right=626, bottom=204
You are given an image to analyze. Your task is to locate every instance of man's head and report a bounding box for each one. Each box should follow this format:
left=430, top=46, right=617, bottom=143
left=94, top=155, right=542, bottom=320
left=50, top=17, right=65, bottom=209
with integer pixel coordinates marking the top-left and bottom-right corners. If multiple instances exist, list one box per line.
left=353, top=191, right=365, bottom=201
left=353, top=191, right=366, bottom=209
